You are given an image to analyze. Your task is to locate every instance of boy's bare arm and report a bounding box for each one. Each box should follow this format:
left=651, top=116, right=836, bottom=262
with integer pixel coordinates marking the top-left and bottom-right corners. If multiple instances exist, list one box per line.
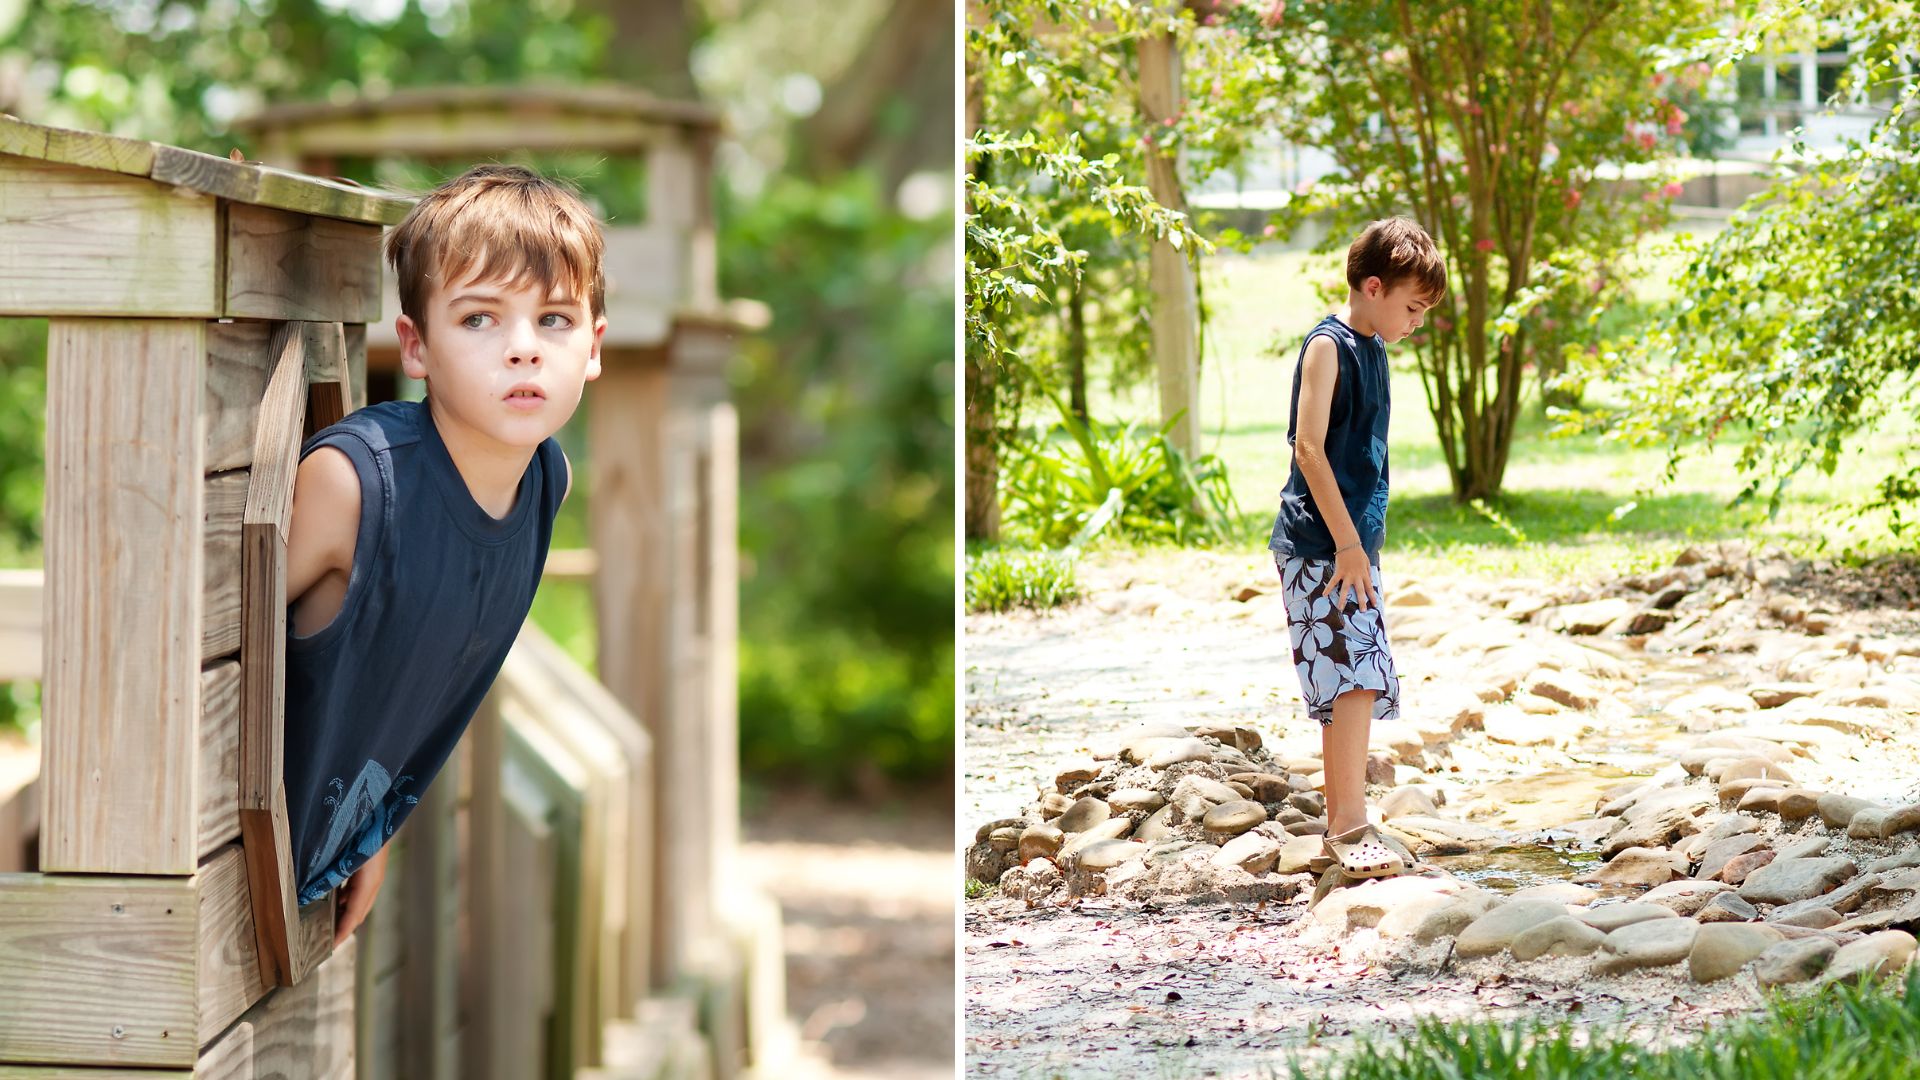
left=285, top=447, right=360, bottom=618
left=1292, top=335, right=1380, bottom=609
left=1293, top=336, right=1361, bottom=550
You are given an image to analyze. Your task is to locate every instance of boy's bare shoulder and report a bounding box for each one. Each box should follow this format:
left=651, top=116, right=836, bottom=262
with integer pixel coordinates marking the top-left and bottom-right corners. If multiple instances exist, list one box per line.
left=288, top=446, right=362, bottom=578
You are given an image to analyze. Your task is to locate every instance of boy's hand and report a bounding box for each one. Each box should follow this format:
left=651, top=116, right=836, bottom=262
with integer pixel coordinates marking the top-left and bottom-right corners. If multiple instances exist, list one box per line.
left=1324, top=546, right=1380, bottom=612
left=332, top=844, right=389, bottom=947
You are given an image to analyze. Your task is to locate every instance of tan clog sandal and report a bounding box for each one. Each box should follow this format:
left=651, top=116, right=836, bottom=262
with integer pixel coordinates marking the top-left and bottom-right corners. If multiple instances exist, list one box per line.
left=1315, top=824, right=1405, bottom=879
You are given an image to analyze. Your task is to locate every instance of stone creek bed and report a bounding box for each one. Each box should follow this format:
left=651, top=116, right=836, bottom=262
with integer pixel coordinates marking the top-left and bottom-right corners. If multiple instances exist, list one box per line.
left=963, top=542, right=1920, bottom=1077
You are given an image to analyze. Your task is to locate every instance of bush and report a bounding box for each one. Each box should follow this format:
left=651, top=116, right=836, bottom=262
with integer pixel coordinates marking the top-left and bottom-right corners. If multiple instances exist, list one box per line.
left=965, top=546, right=1081, bottom=613
left=1000, top=398, right=1241, bottom=549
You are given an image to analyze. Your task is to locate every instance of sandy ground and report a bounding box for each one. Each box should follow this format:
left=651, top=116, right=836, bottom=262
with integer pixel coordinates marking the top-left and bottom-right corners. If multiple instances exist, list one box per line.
left=963, top=546, right=1920, bottom=1078
left=744, top=788, right=956, bottom=1079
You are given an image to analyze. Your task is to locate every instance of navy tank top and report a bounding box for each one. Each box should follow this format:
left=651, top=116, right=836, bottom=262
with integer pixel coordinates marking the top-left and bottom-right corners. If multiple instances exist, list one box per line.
left=1267, top=314, right=1391, bottom=564
left=282, top=397, right=564, bottom=906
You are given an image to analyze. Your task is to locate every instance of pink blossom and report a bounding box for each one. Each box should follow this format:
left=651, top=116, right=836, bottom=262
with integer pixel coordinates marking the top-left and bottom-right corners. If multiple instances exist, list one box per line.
left=1662, top=180, right=1686, bottom=198
left=1262, top=223, right=1278, bottom=237
left=1563, top=188, right=1582, bottom=208
left=1433, top=316, right=1453, bottom=332
left=1637, top=131, right=1657, bottom=151
left=1202, top=13, right=1219, bottom=25
left=1142, top=132, right=1156, bottom=148
left=1475, top=237, right=1495, bottom=252
left=1590, top=278, right=1605, bottom=294
left=1665, top=107, right=1688, bottom=135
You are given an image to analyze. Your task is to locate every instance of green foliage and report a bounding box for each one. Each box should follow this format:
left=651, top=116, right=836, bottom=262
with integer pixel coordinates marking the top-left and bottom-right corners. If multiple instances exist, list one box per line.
left=965, top=546, right=1081, bottom=613
left=999, top=398, right=1241, bottom=548
left=1570, top=2, right=1920, bottom=528
left=723, top=169, right=954, bottom=790
left=1294, top=967, right=1920, bottom=1080
left=1230, top=0, right=1708, bottom=501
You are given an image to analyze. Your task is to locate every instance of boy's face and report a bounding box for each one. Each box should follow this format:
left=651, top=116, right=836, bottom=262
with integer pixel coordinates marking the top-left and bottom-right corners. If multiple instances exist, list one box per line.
left=397, top=263, right=607, bottom=451
left=1361, top=276, right=1438, bottom=343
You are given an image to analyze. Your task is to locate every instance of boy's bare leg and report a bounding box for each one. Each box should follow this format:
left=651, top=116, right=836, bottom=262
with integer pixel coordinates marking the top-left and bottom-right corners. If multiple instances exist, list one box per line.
left=1321, top=688, right=1377, bottom=836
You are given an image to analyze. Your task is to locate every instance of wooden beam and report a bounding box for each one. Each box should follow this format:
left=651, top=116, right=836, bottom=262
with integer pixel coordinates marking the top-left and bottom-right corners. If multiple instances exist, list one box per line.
left=203, top=469, right=248, bottom=662
left=198, top=660, right=242, bottom=858
left=41, top=319, right=205, bottom=876
left=304, top=322, right=353, bottom=434
left=0, top=114, right=411, bottom=225
left=206, top=320, right=276, bottom=472
left=0, top=156, right=219, bottom=318
left=225, top=204, right=382, bottom=324
left=0, top=871, right=198, bottom=1068
left=201, top=932, right=359, bottom=1079
left=238, top=322, right=310, bottom=988
left=195, top=844, right=269, bottom=1039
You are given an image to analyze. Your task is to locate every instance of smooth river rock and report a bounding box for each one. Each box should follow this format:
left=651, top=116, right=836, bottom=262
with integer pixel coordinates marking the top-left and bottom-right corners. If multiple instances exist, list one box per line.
left=1511, top=915, right=1607, bottom=961
left=1738, top=856, right=1857, bottom=906
left=1688, top=923, right=1785, bottom=982
left=1594, top=916, right=1699, bottom=975
left=1755, top=937, right=1839, bottom=986
left=1455, top=900, right=1573, bottom=958
left=1823, top=930, right=1918, bottom=985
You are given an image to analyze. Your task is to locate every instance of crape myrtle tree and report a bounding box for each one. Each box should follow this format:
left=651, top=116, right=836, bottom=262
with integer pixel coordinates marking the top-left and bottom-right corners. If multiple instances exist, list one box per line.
left=1583, top=0, right=1920, bottom=537
left=1228, top=0, right=1711, bottom=502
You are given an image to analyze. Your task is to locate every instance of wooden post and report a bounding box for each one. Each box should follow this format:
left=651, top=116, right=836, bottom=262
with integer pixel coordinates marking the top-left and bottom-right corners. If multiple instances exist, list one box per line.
left=1137, top=14, right=1201, bottom=458
left=41, top=319, right=207, bottom=876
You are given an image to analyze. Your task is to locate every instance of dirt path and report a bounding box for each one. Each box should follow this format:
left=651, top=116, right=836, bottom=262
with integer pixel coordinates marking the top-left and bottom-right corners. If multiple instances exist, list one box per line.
left=964, top=544, right=1920, bottom=1078
left=744, top=789, right=955, bottom=1079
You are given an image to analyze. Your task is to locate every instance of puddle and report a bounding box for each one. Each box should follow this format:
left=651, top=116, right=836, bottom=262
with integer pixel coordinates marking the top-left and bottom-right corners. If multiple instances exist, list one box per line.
left=1425, top=844, right=1604, bottom=892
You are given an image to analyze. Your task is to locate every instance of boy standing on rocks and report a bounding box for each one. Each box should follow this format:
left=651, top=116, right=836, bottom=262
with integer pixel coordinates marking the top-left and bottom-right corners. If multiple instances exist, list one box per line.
left=1267, top=218, right=1445, bottom=880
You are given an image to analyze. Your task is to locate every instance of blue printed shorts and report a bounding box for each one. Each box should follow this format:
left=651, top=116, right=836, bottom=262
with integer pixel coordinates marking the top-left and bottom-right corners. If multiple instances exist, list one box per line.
left=1277, top=555, right=1402, bottom=725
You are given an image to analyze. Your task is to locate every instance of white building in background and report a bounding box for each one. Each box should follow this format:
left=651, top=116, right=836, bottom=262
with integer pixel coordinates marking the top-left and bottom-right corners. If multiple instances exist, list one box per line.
left=1189, top=41, right=1901, bottom=226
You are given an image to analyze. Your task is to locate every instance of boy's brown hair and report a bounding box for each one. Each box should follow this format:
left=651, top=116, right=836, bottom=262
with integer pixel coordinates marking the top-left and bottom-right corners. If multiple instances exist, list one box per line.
left=384, top=163, right=606, bottom=345
left=1346, top=217, right=1447, bottom=302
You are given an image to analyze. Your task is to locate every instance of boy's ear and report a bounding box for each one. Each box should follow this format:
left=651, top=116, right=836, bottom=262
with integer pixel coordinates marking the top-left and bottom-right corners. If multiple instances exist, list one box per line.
left=585, top=314, right=607, bottom=382
left=1363, top=275, right=1384, bottom=299
left=397, top=313, right=428, bottom=381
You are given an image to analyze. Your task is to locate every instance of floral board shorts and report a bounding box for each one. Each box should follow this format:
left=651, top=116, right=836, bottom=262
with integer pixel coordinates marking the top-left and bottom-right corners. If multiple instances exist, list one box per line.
left=1276, top=554, right=1402, bottom=725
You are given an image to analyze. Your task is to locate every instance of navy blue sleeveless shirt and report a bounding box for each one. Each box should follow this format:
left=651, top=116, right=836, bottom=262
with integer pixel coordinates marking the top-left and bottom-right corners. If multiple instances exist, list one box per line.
left=283, top=397, right=564, bottom=906
left=1267, top=315, right=1391, bottom=565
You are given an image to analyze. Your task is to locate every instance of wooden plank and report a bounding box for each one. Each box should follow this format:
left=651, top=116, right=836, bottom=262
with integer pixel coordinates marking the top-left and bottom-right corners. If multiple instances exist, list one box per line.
left=195, top=844, right=269, bottom=1040
left=192, top=1019, right=253, bottom=1080
left=495, top=750, right=557, bottom=1080
left=198, top=660, right=242, bottom=858
left=0, top=871, right=198, bottom=1067
left=585, top=360, right=677, bottom=986
left=42, top=318, right=205, bottom=876
left=0, top=156, right=219, bottom=318
left=203, top=469, right=248, bottom=662
left=399, top=744, right=461, bottom=1080
left=224, top=204, right=382, bottom=323
left=237, top=322, right=308, bottom=988
left=0, top=115, right=409, bottom=225
left=206, top=320, right=275, bottom=472
left=703, top=404, right=740, bottom=890
left=229, top=933, right=359, bottom=1079
left=0, top=568, right=40, bottom=682
left=303, top=322, right=351, bottom=435
left=0, top=1069, right=190, bottom=1079
left=459, top=696, right=503, bottom=1080
left=342, top=323, right=368, bottom=410
left=501, top=716, right=584, bottom=1079
left=500, top=649, right=619, bottom=1051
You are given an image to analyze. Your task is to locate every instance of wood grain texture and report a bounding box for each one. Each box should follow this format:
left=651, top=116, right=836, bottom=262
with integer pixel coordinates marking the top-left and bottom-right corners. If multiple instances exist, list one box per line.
left=500, top=709, right=589, bottom=1078
left=224, top=204, right=382, bottom=323
left=1, top=114, right=410, bottom=225
left=0, top=871, right=198, bottom=1067
left=198, top=660, right=242, bottom=858
left=399, top=744, right=462, bottom=1080
left=302, top=322, right=351, bottom=435
left=202, top=469, right=248, bottom=662
left=0, top=155, right=219, bottom=318
left=192, top=1020, right=253, bottom=1080
left=230, top=933, right=359, bottom=1080
left=238, top=322, right=308, bottom=989
left=195, top=844, right=269, bottom=1039
left=205, top=320, right=275, bottom=472
left=41, top=318, right=205, bottom=876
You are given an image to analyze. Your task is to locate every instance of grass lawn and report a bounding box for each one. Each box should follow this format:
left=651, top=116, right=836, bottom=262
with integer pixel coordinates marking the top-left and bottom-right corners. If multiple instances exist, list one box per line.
left=1068, top=223, right=1917, bottom=583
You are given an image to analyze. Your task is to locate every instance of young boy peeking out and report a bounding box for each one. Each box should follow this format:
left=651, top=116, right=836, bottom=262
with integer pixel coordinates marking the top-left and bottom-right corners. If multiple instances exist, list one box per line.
left=282, top=165, right=607, bottom=945
left=1267, top=218, right=1445, bottom=880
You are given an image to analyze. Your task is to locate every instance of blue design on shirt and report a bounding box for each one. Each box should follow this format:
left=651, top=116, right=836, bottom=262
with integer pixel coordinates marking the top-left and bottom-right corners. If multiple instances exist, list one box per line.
left=297, top=759, right=418, bottom=904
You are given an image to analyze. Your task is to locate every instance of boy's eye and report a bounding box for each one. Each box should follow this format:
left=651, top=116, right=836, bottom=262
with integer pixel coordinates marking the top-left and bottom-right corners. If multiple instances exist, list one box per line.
left=463, top=313, right=490, bottom=329
left=541, top=313, right=573, bottom=329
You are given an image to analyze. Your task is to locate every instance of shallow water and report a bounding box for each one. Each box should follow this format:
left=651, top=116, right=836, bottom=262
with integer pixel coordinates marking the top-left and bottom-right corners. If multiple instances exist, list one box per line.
left=1426, top=843, right=1605, bottom=892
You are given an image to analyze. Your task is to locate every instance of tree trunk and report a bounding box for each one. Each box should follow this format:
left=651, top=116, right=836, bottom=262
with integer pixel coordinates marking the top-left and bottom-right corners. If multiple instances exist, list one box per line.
left=1136, top=23, right=1201, bottom=459
left=798, top=0, right=954, bottom=192
left=964, top=69, right=1000, bottom=541
left=590, top=0, right=700, bottom=100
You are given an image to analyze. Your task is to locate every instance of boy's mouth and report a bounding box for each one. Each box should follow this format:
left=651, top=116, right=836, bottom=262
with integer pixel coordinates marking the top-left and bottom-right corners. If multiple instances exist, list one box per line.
left=504, top=382, right=546, bottom=408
